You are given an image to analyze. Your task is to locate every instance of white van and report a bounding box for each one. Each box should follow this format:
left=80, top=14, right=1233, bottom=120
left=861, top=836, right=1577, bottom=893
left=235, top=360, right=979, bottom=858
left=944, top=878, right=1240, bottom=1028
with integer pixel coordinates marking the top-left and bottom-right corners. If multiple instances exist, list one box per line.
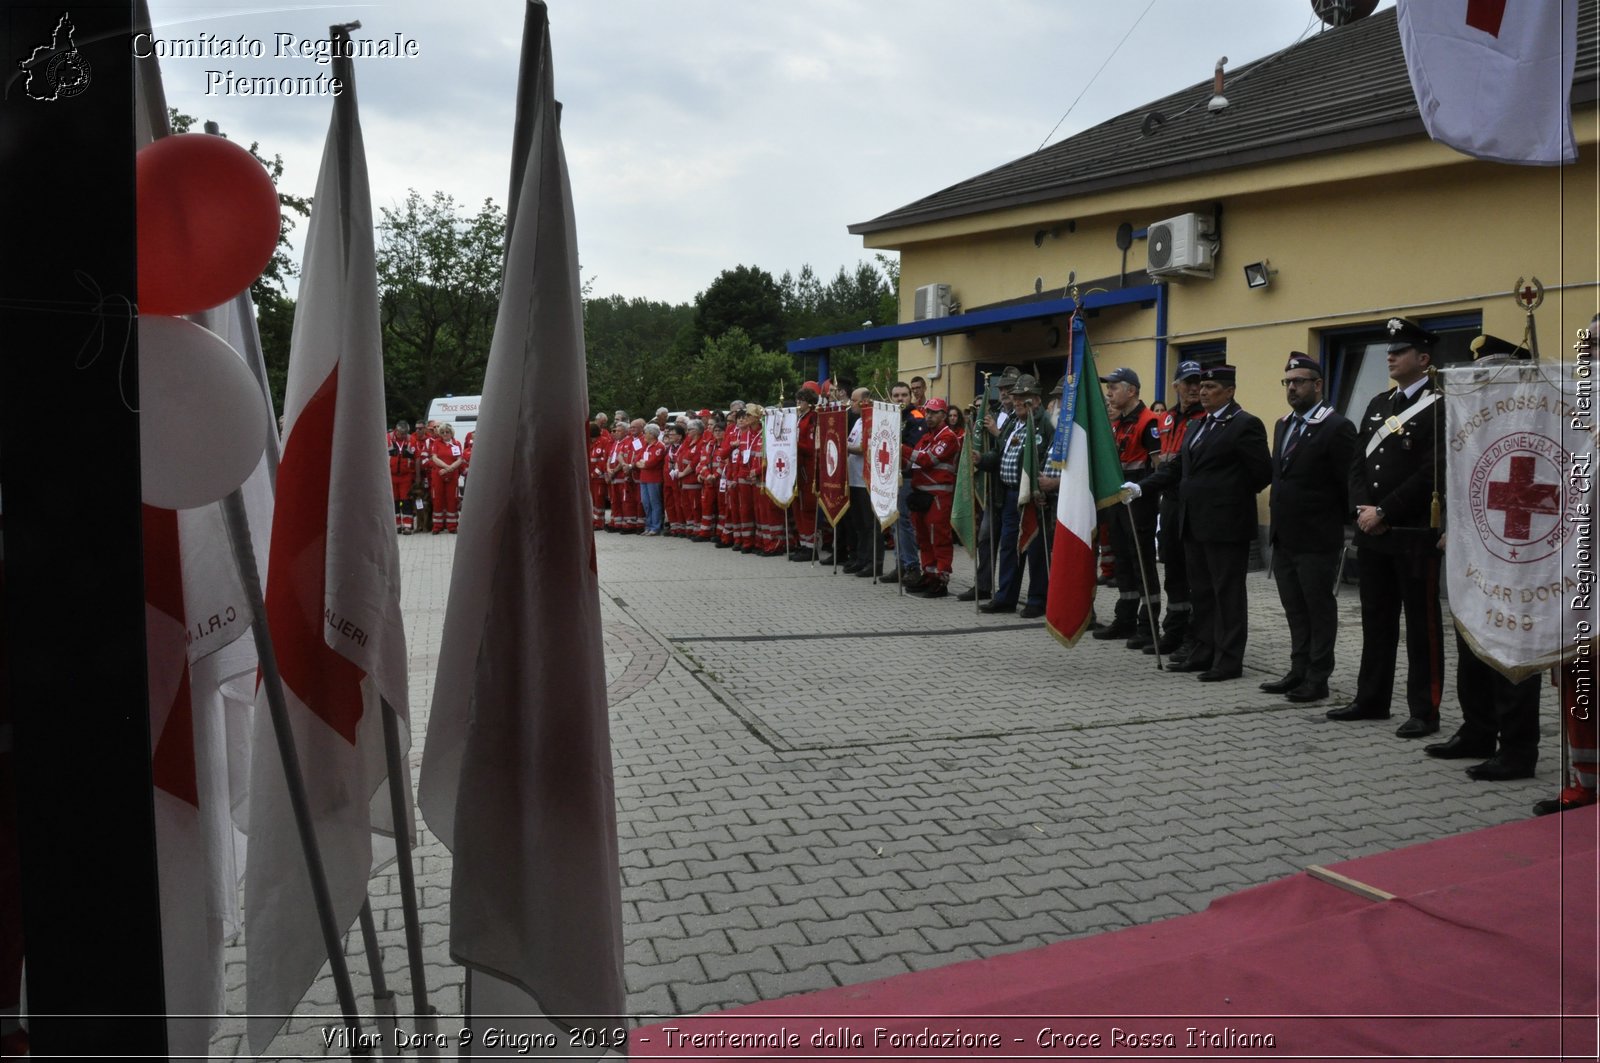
left=425, top=394, right=481, bottom=440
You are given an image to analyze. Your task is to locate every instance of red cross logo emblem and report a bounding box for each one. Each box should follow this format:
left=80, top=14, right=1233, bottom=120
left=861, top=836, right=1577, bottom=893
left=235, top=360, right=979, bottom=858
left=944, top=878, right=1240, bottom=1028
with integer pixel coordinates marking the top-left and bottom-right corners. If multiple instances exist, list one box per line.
left=1487, top=455, right=1561, bottom=544
left=1469, top=433, right=1575, bottom=564
left=775, top=456, right=787, bottom=476
left=1466, top=0, right=1506, bottom=37
left=876, top=439, right=893, bottom=477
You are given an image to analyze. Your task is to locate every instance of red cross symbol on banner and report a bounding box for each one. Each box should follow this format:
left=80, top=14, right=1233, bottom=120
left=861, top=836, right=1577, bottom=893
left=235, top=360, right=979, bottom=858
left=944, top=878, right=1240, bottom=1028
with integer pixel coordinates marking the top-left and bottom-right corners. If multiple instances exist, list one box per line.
left=1466, top=0, right=1507, bottom=37
left=775, top=456, right=787, bottom=475
left=876, top=439, right=893, bottom=475
left=1487, top=455, right=1560, bottom=541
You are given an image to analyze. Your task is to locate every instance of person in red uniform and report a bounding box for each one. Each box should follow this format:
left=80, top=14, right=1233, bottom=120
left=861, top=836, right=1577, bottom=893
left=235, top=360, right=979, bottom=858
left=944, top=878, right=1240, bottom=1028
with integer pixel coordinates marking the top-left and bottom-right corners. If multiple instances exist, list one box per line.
left=1146, top=361, right=1207, bottom=658
left=750, top=407, right=788, bottom=556
left=588, top=415, right=612, bottom=530
left=387, top=420, right=419, bottom=534
left=459, top=429, right=474, bottom=505
left=790, top=387, right=822, bottom=562
left=604, top=423, right=627, bottom=532
left=728, top=407, right=756, bottom=552
left=636, top=423, right=667, bottom=535
left=427, top=423, right=466, bottom=533
left=904, top=397, right=960, bottom=597
left=659, top=422, right=684, bottom=534
left=716, top=411, right=740, bottom=547
left=698, top=416, right=722, bottom=543
left=675, top=419, right=703, bottom=537
left=1093, top=367, right=1164, bottom=646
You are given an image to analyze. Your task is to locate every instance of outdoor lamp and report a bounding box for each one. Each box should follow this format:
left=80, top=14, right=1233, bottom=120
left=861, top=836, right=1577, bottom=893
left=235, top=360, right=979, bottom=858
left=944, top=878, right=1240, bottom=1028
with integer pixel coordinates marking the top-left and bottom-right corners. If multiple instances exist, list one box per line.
left=1243, top=260, right=1276, bottom=290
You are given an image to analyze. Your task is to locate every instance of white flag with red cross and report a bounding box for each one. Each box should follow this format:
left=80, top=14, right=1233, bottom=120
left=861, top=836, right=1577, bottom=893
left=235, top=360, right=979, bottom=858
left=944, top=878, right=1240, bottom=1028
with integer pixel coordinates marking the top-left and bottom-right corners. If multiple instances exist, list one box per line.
left=868, top=400, right=901, bottom=528
left=1397, top=0, right=1579, bottom=165
left=243, top=45, right=409, bottom=1053
left=1443, top=362, right=1593, bottom=679
left=763, top=406, right=799, bottom=507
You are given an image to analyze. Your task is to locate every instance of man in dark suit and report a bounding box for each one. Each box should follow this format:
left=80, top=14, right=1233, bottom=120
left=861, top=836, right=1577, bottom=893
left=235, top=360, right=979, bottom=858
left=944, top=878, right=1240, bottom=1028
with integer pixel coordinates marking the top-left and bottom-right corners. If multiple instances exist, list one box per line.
left=1130, top=365, right=1272, bottom=682
left=1261, top=353, right=1357, bottom=704
left=1328, top=317, right=1445, bottom=737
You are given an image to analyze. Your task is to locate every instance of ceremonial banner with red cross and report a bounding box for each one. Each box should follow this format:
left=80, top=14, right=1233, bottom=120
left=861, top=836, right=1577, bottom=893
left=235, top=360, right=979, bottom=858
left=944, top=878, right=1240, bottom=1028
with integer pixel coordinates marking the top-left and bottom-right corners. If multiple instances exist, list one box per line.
left=868, top=400, right=901, bottom=528
left=1442, top=362, right=1594, bottom=680
left=817, top=405, right=849, bottom=527
left=764, top=406, right=799, bottom=507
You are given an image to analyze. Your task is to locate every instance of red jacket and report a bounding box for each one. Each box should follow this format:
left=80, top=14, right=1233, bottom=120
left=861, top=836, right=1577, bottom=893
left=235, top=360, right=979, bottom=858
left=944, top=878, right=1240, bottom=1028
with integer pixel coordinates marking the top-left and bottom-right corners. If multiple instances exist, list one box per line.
left=588, top=436, right=611, bottom=481
left=387, top=430, right=419, bottom=482
left=905, top=423, right=960, bottom=492
left=637, top=440, right=666, bottom=484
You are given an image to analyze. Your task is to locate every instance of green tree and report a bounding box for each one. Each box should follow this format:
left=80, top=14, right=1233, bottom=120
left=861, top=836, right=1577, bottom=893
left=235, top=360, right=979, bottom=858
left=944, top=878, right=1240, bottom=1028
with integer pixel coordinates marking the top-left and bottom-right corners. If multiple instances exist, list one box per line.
left=693, top=265, right=786, bottom=354
left=684, top=327, right=797, bottom=408
left=375, top=190, right=506, bottom=421
left=582, top=294, right=695, bottom=415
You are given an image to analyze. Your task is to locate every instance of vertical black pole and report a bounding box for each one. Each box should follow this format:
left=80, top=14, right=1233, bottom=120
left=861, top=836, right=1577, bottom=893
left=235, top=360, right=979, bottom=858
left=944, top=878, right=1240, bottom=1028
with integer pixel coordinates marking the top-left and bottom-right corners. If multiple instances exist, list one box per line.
left=0, top=3, right=168, bottom=1056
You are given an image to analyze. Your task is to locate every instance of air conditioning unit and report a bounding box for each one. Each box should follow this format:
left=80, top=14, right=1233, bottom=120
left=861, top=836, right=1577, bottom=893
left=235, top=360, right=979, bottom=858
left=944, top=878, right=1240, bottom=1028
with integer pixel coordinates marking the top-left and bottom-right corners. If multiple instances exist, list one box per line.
left=913, top=283, right=952, bottom=321
left=1145, top=213, right=1216, bottom=277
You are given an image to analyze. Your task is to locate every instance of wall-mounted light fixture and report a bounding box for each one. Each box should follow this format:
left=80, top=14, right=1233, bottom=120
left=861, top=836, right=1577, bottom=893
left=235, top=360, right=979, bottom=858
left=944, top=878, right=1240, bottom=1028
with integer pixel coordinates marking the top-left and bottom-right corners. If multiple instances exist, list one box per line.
left=1243, top=260, right=1277, bottom=290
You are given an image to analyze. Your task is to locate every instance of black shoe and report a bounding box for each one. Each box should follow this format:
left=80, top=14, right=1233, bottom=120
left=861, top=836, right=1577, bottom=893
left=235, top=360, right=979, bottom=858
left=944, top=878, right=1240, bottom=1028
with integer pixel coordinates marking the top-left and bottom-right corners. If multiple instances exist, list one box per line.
left=916, top=583, right=949, bottom=599
left=1284, top=681, right=1329, bottom=703
left=1019, top=603, right=1045, bottom=619
left=979, top=601, right=1016, bottom=614
left=1466, top=757, right=1535, bottom=781
left=1165, top=656, right=1213, bottom=674
left=1198, top=668, right=1242, bottom=682
left=1091, top=622, right=1135, bottom=641
left=1259, top=672, right=1304, bottom=694
left=1534, top=793, right=1596, bottom=816
left=714, top=540, right=732, bottom=549
left=1326, top=702, right=1390, bottom=722
left=1425, top=734, right=1497, bottom=760
left=1125, top=632, right=1154, bottom=650
left=878, top=571, right=902, bottom=584
left=1395, top=716, right=1440, bottom=739
left=842, top=562, right=866, bottom=574
left=789, top=549, right=815, bottom=562
left=1145, top=630, right=1183, bottom=656
left=817, top=553, right=835, bottom=565
left=855, top=566, right=877, bottom=578
left=955, top=587, right=990, bottom=602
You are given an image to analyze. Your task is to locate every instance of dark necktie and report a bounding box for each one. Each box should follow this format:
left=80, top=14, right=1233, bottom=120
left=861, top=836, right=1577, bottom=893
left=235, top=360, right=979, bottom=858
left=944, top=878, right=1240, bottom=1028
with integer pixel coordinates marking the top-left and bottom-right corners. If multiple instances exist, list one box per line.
left=1281, top=415, right=1306, bottom=465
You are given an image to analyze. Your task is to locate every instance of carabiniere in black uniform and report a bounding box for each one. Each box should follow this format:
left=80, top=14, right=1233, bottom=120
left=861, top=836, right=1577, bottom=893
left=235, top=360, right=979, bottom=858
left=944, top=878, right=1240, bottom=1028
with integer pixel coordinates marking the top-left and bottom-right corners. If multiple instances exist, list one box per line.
left=1329, top=317, right=1445, bottom=737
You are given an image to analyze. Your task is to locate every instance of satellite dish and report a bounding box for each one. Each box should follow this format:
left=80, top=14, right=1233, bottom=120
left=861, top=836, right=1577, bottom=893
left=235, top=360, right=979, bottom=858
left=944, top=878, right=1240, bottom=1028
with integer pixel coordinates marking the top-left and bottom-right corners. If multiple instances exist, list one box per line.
left=1311, top=0, right=1379, bottom=27
left=1140, top=111, right=1167, bottom=137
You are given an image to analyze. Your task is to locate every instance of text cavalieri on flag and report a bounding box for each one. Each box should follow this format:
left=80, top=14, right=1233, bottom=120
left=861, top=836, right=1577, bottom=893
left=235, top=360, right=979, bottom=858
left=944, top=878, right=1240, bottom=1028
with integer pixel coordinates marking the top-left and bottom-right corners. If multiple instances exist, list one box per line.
left=244, top=38, right=409, bottom=1054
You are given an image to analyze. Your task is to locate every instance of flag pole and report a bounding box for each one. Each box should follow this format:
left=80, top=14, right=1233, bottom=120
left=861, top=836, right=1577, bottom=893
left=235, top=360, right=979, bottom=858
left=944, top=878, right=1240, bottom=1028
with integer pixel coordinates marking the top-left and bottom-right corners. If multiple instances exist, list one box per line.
left=379, top=696, right=439, bottom=1054
left=219, top=489, right=366, bottom=1048
left=355, top=903, right=398, bottom=1059
left=1126, top=511, right=1164, bottom=670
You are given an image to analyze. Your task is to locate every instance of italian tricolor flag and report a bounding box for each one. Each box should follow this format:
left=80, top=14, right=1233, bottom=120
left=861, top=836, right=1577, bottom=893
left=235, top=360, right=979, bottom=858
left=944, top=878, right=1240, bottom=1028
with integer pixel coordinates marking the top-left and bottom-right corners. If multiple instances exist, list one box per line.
left=1046, top=317, right=1127, bottom=645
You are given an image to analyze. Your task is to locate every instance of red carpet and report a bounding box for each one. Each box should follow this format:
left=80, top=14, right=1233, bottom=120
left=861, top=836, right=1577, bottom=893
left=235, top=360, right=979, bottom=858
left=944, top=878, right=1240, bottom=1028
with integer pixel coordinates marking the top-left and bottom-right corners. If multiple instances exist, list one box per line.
left=633, top=807, right=1598, bottom=1060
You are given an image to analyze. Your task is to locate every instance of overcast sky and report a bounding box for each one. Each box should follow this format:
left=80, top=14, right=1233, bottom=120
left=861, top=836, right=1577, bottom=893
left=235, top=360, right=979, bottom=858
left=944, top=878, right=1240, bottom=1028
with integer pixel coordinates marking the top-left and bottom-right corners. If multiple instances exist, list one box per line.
left=149, top=0, right=1394, bottom=306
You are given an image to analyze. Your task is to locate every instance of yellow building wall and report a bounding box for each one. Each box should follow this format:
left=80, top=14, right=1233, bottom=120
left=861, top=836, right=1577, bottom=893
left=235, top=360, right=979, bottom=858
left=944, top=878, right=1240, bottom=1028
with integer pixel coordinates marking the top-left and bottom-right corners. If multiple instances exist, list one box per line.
left=881, top=121, right=1599, bottom=425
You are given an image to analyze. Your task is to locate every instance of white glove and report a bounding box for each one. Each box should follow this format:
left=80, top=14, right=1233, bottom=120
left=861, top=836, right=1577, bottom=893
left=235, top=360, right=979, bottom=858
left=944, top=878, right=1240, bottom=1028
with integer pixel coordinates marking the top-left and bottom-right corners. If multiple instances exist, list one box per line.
left=1121, top=481, right=1141, bottom=502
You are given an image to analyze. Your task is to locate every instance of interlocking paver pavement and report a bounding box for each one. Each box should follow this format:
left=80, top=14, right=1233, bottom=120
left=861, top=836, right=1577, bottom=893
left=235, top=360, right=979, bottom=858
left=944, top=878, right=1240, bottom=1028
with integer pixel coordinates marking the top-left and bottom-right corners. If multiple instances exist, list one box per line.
left=213, top=526, right=1560, bottom=1058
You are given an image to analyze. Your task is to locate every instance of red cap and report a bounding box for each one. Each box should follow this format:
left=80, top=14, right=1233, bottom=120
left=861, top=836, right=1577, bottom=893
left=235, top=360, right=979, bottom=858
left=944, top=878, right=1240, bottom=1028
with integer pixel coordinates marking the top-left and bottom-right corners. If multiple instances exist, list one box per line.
left=924, top=397, right=949, bottom=412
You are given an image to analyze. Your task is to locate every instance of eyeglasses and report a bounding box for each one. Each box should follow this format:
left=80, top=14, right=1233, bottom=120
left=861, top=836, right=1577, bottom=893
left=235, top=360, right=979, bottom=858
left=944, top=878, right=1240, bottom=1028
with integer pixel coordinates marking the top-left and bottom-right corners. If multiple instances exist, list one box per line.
left=1280, top=377, right=1318, bottom=387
